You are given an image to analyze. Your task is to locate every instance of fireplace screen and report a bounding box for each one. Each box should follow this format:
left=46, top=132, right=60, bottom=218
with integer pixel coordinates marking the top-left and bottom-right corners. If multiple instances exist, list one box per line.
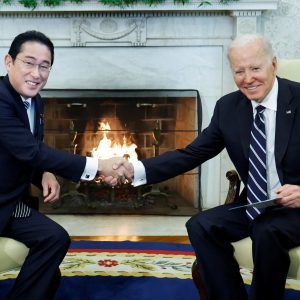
left=37, top=90, right=201, bottom=215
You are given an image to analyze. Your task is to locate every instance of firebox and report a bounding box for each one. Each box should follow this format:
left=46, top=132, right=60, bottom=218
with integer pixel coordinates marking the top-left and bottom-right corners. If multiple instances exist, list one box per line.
left=37, top=89, right=201, bottom=216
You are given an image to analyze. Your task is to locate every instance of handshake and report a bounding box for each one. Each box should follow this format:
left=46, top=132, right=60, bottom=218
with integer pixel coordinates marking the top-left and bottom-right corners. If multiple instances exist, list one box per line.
left=97, top=157, right=134, bottom=186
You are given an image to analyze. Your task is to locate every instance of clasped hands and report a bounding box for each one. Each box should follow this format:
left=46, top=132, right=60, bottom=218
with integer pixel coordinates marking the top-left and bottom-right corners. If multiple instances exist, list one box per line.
left=98, top=157, right=134, bottom=186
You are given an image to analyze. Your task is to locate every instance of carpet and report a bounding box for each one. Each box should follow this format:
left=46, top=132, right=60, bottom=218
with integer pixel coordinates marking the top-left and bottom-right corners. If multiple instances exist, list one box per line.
left=1, top=240, right=300, bottom=300
left=0, top=240, right=199, bottom=300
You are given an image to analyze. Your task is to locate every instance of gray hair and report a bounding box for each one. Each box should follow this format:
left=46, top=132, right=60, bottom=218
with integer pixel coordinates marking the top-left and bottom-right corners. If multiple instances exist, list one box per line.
left=228, top=34, right=274, bottom=63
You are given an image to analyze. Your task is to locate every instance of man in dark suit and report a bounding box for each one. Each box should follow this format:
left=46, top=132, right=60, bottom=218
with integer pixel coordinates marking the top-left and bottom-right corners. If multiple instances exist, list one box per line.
left=0, top=30, right=128, bottom=300
left=111, top=34, right=300, bottom=299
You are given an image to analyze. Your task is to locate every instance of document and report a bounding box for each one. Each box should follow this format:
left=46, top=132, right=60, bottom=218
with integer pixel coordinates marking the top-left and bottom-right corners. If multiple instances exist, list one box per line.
left=229, top=198, right=280, bottom=211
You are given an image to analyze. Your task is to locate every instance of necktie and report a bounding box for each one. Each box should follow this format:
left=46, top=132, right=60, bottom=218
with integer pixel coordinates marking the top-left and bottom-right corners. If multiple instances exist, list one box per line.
left=23, top=99, right=30, bottom=110
left=246, top=105, right=268, bottom=220
left=12, top=99, right=32, bottom=218
left=12, top=201, right=31, bottom=218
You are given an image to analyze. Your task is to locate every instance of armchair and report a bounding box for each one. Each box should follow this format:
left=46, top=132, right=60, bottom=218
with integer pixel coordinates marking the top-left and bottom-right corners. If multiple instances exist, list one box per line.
left=0, top=196, right=39, bottom=274
left=0, top=237, right=29, bottom=273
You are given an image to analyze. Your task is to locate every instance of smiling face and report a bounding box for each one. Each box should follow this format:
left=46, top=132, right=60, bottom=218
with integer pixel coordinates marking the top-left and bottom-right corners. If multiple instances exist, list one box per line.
left=5, top=41, right=52, bottom=99
left=228, top=39, right=277, bottom=103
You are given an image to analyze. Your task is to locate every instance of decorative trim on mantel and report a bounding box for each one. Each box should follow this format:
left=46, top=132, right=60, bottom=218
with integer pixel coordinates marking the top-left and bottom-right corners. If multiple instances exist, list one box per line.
left=0, top=11, right=230, bottom=18
left=0, top=0, right=278, bottom=13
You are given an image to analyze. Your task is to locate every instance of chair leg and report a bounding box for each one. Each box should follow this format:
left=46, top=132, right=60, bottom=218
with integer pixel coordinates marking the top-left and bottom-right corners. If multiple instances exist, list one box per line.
left=192, top=259, right=208, bottom=300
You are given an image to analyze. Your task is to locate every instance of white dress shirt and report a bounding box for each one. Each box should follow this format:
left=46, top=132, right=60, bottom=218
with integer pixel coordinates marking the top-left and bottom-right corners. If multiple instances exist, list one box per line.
left=132, top=160, right=147, bottom=187
left=21, top=96, right=35, bottom=132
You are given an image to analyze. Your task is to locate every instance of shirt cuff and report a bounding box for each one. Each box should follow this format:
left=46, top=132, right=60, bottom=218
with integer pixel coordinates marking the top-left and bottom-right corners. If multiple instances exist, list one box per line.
left=132, top=160, right=147, bottom=187
left=81, top=157, right=98, bottom=181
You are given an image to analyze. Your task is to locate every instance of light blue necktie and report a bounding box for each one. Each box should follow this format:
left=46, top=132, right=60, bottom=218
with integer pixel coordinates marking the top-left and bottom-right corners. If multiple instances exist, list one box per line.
left=246, top=105, right=268, bottom=220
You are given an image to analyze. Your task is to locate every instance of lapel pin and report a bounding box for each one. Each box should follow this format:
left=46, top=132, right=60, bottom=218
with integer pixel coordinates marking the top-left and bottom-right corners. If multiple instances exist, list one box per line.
left=286, top=110, right=292, bottom=114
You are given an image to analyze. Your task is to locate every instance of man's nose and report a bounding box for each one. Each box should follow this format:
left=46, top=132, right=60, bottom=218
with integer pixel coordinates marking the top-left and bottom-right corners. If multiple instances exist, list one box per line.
left=244, top=70, right=253, bottom=83
left=30, top=64, right=41, bottom=76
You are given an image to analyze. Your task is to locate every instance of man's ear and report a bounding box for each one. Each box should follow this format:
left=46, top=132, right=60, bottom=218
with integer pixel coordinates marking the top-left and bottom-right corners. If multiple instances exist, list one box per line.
left=4, top=54, right=13, bottom=72
left=272, top=56, right=277, bottom=73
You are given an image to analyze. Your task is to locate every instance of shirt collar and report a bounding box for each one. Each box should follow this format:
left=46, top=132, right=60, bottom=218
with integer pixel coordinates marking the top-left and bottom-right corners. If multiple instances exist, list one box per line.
left=20, top=96, right=32, bottom=106
left=251, top=77, right=278, bottom=113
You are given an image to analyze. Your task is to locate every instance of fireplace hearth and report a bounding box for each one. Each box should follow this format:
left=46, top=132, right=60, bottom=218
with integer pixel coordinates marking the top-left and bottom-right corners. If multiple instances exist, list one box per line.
left=38, top=89, right=201, bottom=215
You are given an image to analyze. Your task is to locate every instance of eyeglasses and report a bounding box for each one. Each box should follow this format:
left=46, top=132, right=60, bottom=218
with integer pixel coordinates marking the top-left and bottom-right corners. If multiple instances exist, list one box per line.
left=15, top=57, right=52, bottom=74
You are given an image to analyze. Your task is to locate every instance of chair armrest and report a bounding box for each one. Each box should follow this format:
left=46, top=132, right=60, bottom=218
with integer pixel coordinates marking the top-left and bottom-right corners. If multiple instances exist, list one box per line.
left=225, top=169, right=241, bottom=204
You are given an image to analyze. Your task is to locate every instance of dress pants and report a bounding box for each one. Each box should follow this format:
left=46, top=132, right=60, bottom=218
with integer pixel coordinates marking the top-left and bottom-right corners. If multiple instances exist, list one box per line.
left=2, top=209, right=70, bottom=300
left=186, top=202, right=300, bottom=300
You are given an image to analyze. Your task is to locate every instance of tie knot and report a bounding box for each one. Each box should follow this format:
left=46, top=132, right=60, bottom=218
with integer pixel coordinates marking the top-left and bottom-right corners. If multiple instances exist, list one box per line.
left=256, top=105, right=265, bottom=114
left=23, top=100, right=30, bottom=110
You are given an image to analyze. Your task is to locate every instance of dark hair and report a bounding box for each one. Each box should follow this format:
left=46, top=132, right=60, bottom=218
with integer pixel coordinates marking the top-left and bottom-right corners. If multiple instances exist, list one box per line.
left=8, top=30, right=54, bottom=66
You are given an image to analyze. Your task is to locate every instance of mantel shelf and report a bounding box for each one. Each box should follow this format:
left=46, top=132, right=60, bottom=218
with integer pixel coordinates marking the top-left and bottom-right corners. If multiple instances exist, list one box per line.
left=0, top=0, right=278, bottom=13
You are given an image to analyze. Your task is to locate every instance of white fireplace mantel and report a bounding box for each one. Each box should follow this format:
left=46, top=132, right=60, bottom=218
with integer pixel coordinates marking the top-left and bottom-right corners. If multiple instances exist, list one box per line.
left=0, top=0, right=278, bottom=13
left=0, top=0, right=279, bottom=209
left=0, top=0, right=279, bottom=48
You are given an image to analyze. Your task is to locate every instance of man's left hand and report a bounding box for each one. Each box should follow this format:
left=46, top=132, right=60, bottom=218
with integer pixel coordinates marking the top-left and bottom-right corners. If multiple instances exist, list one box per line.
left=42, top=172, right=60, bottom=203
left=276, top=184, right=300, bottom=208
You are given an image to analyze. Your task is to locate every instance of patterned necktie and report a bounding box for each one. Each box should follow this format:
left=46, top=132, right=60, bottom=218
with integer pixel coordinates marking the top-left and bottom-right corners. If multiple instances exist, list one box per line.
left=12, top=201, right=31, bottom=218
left=246, top=105, right=268, bottom=220
left=12, top=99, right=32, bottom=218
left=23, top=99, right=30, bottom=110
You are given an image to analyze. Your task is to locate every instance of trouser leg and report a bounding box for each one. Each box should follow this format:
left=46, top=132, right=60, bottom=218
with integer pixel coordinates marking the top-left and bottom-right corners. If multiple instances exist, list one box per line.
left=3, top=210, right=70, bottom=300
left=186, top=204, right=249, bottom=300
left=249, top=207, right=300, bottom=300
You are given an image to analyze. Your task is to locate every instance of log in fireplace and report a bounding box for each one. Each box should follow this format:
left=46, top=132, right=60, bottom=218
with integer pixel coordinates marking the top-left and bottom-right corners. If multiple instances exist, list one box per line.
left=37, top=89, right=201, bottom=215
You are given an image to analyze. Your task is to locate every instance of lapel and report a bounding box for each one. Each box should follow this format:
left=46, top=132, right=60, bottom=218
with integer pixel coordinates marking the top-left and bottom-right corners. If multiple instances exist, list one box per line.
left=275, top=78, right=296, bottom=168
left=33, top=95, right=44, bottom=140
left=236, top=93, right=253, bottom=159
left=3, top=76, right=31, bottom=130
left=3, top=75, right=44, bottom=138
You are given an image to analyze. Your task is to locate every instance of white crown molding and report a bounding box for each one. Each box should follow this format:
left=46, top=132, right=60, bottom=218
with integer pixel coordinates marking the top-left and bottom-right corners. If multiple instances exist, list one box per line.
left=0, top=0, right=278, bottom=13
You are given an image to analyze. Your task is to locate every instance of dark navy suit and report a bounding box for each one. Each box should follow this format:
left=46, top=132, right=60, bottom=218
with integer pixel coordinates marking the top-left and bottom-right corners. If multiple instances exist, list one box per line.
left=141, top=77, right=300, bottom=300
left=0, top=75, right=86, bottom=299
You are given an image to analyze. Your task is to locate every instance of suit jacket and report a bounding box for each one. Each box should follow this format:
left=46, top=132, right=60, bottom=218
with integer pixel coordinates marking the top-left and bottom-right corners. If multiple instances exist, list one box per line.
left=142, top=77, right=300, bottom=202
left=0, top=75, right=86, bottom=232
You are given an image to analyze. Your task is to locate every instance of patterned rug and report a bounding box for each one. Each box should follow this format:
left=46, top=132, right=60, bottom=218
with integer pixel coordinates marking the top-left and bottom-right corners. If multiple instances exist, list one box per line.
left=1, top=240, right=300, bottom=299
left=0, top=240, right=199, bottom=300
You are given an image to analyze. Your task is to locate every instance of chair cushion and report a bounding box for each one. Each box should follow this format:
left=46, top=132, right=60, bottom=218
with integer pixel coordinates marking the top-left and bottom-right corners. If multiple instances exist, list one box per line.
left=277, top=59, right=300, bottom=82
left=0, top=237, right=29, bottom=273
left=232, top=237, right=300, bottom=280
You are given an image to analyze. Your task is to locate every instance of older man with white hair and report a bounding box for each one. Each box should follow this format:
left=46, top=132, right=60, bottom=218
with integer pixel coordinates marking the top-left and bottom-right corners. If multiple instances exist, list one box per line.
left=110, top=34, right=300, bottom=299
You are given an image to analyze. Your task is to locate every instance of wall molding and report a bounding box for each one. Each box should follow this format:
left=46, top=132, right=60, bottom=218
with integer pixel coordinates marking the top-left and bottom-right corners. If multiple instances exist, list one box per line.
left=0, top=0, right=278, bottom=13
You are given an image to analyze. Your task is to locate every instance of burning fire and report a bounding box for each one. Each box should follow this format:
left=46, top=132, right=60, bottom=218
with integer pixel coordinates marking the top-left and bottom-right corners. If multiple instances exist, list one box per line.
left=91, top=122, right=138, bottom=162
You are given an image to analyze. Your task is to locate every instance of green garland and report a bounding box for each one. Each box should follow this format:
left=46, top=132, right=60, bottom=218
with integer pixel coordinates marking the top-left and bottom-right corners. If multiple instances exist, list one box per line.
left=2, top=0, right=239, bottom=9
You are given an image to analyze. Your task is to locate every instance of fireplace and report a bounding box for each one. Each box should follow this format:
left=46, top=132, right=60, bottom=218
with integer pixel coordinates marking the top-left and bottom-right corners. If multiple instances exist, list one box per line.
left=38, top=89, right=201, bottom=215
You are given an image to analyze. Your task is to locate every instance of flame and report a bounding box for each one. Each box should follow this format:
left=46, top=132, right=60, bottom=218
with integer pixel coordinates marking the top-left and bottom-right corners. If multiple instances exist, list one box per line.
left=91, top=122, right=138, bottom=162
